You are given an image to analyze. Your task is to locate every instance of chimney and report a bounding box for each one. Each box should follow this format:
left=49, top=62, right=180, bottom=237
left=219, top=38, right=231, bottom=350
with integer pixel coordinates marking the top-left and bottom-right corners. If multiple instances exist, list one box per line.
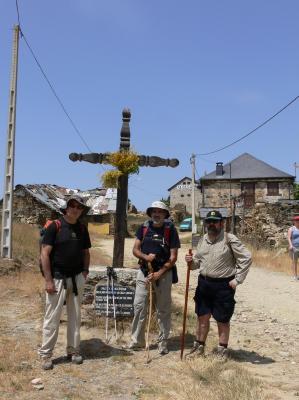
left=216, top=162, right=224, bottom=176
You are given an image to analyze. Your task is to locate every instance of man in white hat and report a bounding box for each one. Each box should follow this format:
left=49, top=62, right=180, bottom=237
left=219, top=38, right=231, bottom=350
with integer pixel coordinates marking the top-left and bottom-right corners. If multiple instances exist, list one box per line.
left=129, top=201, right=180, bottom=355
left=39, top=195, right=91, bottom=370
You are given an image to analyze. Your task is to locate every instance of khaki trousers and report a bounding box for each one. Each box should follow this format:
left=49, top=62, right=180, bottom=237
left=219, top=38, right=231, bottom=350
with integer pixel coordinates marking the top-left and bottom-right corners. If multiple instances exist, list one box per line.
left=131, top=269, right=172, bottom=345
left=39, top=273, right=85, bottom=358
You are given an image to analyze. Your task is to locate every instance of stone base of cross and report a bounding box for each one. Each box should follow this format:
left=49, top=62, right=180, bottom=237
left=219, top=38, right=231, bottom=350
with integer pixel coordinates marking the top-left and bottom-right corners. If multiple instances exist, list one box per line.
left=69, top=109, right=179, bottom=268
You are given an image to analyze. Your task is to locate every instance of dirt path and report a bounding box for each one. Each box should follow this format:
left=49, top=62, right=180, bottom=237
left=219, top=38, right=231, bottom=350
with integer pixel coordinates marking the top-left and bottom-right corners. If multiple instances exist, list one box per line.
left=1, top=236, right=299, bottom=399
left=98, top=236, right=299, bottom=399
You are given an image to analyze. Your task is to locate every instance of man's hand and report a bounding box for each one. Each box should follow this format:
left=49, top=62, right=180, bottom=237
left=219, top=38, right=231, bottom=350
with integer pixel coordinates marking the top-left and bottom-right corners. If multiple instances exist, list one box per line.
left=229, top=279, right=238, bottom=290
left=289, top=245, right=293, bottom=251
left=145, top=253, right=156, bottom=263
left=82, top=270, right=89, bottom=280
left=45, top=279, right=57, bottom=294
left=147, top=271, right=161, bottom=283
left=185, top=253, right=193, bottom=265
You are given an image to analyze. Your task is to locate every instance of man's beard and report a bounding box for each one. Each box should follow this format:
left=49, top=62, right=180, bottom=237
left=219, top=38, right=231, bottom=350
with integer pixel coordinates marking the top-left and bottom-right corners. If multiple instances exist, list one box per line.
left=207, top=225, right=221, bottom=235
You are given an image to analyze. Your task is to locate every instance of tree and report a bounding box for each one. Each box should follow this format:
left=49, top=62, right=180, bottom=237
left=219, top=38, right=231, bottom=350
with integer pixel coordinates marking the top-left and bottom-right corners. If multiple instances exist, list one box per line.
left=294, top=183, right=299, bottom=200
left=160, top=196, right=170, bottom=207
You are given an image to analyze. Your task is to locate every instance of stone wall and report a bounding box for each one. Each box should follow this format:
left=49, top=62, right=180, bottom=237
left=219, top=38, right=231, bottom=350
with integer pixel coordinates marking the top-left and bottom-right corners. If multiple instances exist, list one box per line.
left=238, top=200, right=299, bottom=248
left=202, top=179, right=293, bottom=209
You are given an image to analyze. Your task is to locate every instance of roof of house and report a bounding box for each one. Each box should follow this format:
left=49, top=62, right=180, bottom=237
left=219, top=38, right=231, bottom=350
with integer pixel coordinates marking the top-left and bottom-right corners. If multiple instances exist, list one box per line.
left=168, top=176, right=200, bottom=191
left=14, top=184, right=117, bottom=215
left=201, top=153, right=295, bottom=181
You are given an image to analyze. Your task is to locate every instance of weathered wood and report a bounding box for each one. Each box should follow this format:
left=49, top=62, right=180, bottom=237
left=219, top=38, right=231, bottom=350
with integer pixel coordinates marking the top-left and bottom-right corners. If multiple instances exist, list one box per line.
left=69, top=108, right=179, bottom=268
left=113, top=109, right=131, bottom=267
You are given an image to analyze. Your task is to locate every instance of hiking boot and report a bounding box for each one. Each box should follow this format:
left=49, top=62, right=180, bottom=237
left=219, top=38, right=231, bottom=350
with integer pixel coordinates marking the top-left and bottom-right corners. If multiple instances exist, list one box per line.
left=185, top=341, right=205, bottom=359
left=41, top=356, right=53, bottom=370
left=67, top=353, right=83, bottom=364
left=215, top=345, right=229, bottom=360
left=126, top=341, right=145, bottom=351
left=158, top=340, right=169, bottom=355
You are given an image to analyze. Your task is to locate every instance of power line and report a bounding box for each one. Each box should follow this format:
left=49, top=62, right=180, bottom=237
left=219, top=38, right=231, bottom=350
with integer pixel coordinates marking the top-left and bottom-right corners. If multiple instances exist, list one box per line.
left=14, top=0, right=107, bottom=171
left=196, top=95, right=299, bottom=156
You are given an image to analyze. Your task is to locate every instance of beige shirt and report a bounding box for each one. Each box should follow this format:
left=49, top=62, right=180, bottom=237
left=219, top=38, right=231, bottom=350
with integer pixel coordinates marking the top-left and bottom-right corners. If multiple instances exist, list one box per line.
left=192, top=230, right=252, bottom=284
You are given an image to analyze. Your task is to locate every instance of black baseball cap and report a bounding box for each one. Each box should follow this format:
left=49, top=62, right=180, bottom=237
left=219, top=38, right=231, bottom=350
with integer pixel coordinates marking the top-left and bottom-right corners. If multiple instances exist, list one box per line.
left=205, top=210, right=223, bottom=221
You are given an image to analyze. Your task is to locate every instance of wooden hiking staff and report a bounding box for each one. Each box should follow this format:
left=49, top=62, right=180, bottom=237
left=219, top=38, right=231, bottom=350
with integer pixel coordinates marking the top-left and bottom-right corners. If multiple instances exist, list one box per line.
left=180, top=248, right=192, bottom=360
left=145, top=262, right=154, bottom=363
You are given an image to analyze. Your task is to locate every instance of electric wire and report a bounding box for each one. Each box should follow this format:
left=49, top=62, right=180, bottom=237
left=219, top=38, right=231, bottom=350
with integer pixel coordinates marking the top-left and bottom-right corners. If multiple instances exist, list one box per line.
left=15, top=0, right=106, bottom=173
left=196, top=95, right=299, bottom=156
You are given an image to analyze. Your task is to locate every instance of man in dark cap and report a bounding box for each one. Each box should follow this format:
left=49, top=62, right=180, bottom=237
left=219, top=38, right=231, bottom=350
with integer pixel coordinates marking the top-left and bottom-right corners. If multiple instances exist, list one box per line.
left=129, top=201, right=180, bottom=355
left=39, top=195, right=91, bottom=370
left=185, top=210, right=251, bottom=358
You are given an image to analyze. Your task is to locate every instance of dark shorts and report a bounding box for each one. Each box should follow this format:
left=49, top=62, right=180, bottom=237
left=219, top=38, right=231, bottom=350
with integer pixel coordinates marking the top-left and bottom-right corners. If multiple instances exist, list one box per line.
left=194, top=276, right=236, bottom=323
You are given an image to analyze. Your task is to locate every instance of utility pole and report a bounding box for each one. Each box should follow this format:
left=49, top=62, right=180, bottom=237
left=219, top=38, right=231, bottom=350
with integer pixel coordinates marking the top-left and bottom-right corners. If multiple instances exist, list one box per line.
left=294, top=162, right=299, bottom=182
left=190, top=154, right=196, bottom=234
left=1, top=25, right=20, bottom=259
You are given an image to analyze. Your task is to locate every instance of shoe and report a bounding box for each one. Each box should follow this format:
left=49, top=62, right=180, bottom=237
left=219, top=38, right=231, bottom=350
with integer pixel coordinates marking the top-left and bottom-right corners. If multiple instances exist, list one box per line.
left=67, top=353, right=83, bottom=364
left=215, top=345, right=229, bottom=360
left=158, top=341, right=169, bottom=355
left=41, top=356, right=53, bottom=370
left=292, top=276, right=299, bottom=281
left=127, top=341, right=145, bottom=351
left=185, top=341, right=205, bottom=359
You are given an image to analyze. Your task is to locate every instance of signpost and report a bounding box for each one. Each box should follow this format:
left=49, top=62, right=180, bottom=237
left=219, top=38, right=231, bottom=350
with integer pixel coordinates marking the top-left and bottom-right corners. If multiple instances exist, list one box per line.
left=95, top=284, right=135, bottom=317
left=69, top=108, right=179, bottom=268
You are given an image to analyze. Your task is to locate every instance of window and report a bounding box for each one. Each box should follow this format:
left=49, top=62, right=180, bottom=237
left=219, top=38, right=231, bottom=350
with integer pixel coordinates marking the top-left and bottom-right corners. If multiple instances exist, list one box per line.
left=267, top=182, right=279, bottom=196
left=181, top=194, right=184, bottom=198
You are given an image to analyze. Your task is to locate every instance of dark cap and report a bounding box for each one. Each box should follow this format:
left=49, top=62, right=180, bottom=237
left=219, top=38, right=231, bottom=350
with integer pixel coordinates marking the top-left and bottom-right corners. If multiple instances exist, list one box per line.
left=205, top=210, right=223, bottom=221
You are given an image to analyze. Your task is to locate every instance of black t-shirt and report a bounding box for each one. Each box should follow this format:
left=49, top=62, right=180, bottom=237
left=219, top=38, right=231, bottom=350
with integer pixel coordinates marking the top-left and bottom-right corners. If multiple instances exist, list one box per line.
left=136, top=221, right=180, bottom=271
left=42, top=217, right=91, bottom=276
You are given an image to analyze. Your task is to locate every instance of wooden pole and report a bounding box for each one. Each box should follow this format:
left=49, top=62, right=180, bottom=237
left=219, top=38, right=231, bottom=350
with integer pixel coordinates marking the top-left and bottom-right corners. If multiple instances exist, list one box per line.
left=180, top=249, right=192, bottom=360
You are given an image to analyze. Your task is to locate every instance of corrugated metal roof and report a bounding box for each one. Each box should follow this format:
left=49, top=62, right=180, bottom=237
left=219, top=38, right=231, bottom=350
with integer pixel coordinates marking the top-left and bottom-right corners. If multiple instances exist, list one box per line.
left=14, top=184, right=117, bottom=215
left=201, top=153, right=294, bottom=180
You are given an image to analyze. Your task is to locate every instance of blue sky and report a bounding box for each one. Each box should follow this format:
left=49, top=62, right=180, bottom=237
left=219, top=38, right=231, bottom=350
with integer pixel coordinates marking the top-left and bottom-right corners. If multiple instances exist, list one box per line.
left=0, top=0, right=298, bottom=211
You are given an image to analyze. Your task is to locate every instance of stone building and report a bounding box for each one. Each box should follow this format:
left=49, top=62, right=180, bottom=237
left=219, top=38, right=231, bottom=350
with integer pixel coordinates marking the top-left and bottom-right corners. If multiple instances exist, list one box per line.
left=0, top=184, right=117, bottom=228
left=168, top=153, right=295, bottom=217
left=167, top=177, right=201, bottom=216
left=201, top=153, right=294, bottom=213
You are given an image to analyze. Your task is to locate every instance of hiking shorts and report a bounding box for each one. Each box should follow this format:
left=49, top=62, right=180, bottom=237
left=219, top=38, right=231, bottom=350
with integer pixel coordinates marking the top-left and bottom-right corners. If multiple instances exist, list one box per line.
left=290, top=247, right=299, bottom=261
left=194, top=275, right=236, bottom=323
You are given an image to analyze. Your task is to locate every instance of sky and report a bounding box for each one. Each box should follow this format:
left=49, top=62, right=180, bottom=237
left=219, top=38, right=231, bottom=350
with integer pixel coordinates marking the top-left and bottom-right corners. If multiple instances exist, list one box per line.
left=0, top=0, right=299, bottom=211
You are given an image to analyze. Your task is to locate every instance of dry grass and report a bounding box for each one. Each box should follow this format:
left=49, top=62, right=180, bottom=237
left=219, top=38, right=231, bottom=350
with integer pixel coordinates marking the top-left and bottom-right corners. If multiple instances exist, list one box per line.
left=12, top=222, right=40, bottom=265
left=0, top=271, right=43, bottom=394
left=137, top=357, right=264, bottom=400
left=249, top=245, right=291, bottom=275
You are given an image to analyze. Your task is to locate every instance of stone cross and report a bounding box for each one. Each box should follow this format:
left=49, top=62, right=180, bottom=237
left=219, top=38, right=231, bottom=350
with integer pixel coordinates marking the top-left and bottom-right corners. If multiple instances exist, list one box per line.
left=69, top=108, right=179, bottom=268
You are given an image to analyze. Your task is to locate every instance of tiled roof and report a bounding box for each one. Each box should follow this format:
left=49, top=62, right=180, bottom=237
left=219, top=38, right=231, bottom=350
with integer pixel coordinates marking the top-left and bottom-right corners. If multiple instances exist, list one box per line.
left=201, top=153, right=294, bottom=180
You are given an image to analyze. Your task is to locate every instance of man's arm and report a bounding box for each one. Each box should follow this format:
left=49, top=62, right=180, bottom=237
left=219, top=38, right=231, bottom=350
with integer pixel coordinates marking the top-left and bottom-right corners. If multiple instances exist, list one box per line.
left=132, top=238, right=156, bottom=263
left=153, top=248, right=178, bottom=280
left=41, top=244, right=56, bottom=294
left=229, top=235, right=252, bottom=285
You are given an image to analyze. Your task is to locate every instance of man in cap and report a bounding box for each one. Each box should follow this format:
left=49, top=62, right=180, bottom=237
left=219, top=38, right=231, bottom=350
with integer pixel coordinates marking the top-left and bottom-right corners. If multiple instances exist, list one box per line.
left=129, top=201, right=180, bottom=355
left=39, top=195, right=91, bottom=370
left=185, top=210, right=251, bottom=358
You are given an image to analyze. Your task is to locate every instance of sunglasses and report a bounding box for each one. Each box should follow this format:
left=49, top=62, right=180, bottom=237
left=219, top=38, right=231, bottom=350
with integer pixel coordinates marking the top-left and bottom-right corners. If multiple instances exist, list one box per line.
left=68, top=202, right=84, bottom=210
left=205, top=219, right=221, bottom=224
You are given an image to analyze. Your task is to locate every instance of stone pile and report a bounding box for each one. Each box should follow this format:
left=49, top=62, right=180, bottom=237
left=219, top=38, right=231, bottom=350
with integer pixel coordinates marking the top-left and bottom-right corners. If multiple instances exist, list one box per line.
left=238, top=200, right=299, bottom=248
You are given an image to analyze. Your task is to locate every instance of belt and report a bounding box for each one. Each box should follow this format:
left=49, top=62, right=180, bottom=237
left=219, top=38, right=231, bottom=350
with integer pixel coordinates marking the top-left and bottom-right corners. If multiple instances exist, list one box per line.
left=199, top=274, right=234, bottom=283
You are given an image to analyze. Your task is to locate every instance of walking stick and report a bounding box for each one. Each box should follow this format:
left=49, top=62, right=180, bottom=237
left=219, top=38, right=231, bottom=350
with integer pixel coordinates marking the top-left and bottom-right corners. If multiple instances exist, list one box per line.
left=180, top=249, right=193, bottom=360
left=145, top=262, right=154, bottom=363
left=110, top=269, right=118, bottom=341
left=105, top=270, right=110, bottom=343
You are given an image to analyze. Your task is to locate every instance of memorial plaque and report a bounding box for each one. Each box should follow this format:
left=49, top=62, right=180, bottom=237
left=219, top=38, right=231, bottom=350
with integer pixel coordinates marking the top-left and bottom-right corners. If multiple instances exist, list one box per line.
left=95, top=284, right=135, bottom=317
